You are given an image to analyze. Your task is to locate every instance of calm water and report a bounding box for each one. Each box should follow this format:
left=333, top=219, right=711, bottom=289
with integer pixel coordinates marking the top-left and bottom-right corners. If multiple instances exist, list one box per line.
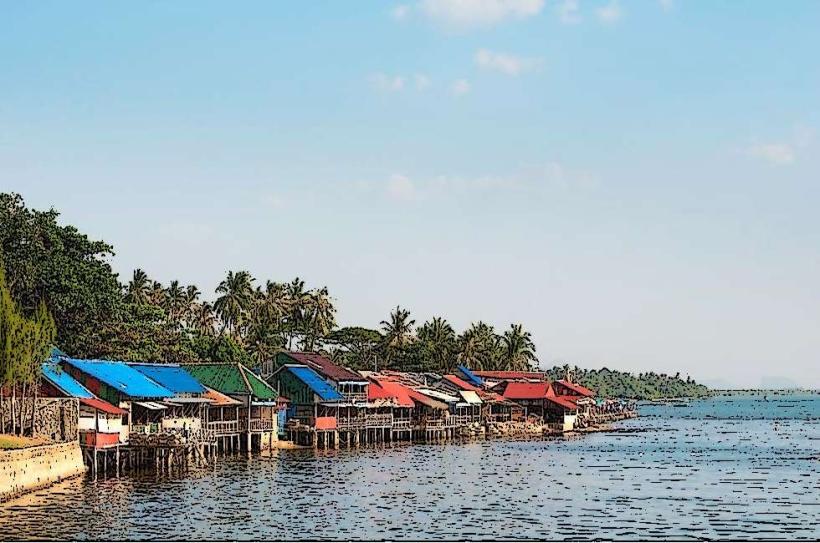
left=2, top=394, right=818, bottom=540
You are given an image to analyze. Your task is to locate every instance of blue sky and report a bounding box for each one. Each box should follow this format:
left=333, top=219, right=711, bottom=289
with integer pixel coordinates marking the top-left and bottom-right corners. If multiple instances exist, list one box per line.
left=2, top=1, right=819, bottom=387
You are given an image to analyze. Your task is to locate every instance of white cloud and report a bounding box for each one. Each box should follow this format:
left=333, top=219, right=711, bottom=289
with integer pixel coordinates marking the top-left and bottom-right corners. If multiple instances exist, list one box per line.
left=418, top=0, right=544, bottom=28
left=414, top=73, right=432, bottom=91
left=370, top=73, right=406, bottom=92
left=386, top=174, right=418, bottom=201
left=747, top=143, right=796, bottom=165
left=392, top=4, right=411, bottom=20
left=556, top=0, right=581, bottom=24
left=380, top=163, right=596, bottom=203
left=596, top=1, right=622, bottom=24
left=474, top=49, right=540, bottom=76
left=658, top=0, right=674, bottom=12
left=451, top=79, right=471, bottom=96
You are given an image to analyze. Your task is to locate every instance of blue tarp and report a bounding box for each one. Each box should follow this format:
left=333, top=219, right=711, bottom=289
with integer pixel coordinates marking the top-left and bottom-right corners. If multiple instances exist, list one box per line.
left=457, top=365, right=484, bottom=387
left=62, top=358, right=173, bottom=399
left=286, top=365, right=344, bottom=401
left=130, top=363, right=206, bottom=394
left=41, top=363, right=93, bottom=399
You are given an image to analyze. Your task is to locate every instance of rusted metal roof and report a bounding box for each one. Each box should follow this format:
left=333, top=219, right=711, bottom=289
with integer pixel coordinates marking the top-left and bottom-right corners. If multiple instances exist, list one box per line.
left=474, top=370, right=548, bottom=381
left=555, top=379, right=596, bottom=397
left=442, top=374, right=482, bottom=392
left=279, top=352, right=365, bottom=383
left=79, top=397, right=126, bottom=415
left=406, top=388, right=449, bottom=410
left=202, top=386, right=242, bottom=406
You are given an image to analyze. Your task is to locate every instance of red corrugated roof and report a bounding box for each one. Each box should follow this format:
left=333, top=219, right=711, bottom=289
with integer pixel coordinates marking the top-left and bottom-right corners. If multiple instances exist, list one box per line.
left=442, top=374, right=482, bottom=391
left=80, top=397, right=126, bottom=415
left=473, top=370, right=548, bottom=381
left=368, top=379, right=415, bottom=407
left=284, top=352, right=365, bottom=383
left=555, top=379, right=596, bottom=397
left=547, top=395, right=579, bottom=410
left=501, top=381, right=555, bottom=400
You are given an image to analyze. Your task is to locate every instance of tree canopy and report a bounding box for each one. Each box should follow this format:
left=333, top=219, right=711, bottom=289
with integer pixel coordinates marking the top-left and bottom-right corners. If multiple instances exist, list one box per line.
left=0, top=192, right=709, bottom=399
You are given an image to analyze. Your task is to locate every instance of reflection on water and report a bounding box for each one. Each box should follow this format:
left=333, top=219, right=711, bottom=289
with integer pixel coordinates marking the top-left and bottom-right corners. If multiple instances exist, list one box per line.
left=2, top=395, right=819, bottom=540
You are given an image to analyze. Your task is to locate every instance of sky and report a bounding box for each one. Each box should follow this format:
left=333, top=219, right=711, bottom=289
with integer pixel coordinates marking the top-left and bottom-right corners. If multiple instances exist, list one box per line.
left=2, top=1, right=819, bottom=388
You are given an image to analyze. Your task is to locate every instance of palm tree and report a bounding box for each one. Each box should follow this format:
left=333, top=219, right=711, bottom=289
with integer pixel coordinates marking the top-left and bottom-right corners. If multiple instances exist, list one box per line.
left=301, top=287, right=336, bottom=351
left=124, top=269, right=151, bottom=305
left=381, top=306, right=415, bottom=349
left=214, top=270, right=254, bottom=337
left=164, top=280, right=186, bottom=323
left=417, top=316, right=456, bottom=373
left=194, top=301, right=217, bottom=336
left=259, top=281, right=290, bottom=330
left=499, top=323, right=538, bottom=371
left=148, top=281, right=166, bottom=306
left=458, top=321, right=499, bottom=370
left=285, top=277, right=311, bottom=349
left=380, top=306, right=415, bottom=366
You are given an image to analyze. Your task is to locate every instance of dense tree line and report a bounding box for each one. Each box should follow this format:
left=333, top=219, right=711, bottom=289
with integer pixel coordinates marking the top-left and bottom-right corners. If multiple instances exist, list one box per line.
left=0, top=192, right=708, bottom=399
left=543, top=365, right=710, bottom=400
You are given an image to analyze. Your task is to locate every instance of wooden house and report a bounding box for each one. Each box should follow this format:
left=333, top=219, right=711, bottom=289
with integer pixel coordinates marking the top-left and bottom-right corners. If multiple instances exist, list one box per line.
left=365, top=376, right=416, bottom=440
left=269, top=364, right=343, bottom=445
left=58, top=357, right=174, bottom=444
left=275, top=352, right=373, bottom=437
left=201, top=386, right=243, bottom=438
left=184, top=362, right=279, bottom=451
left=438, top=374, right=484, bottom=424
left=129, top=363, right=213, bottom=440
left=275, top=352, right=369, bottom=402
left=40, top=361, right=126, bottom=448
left=495, top=381, right=578, bottom=430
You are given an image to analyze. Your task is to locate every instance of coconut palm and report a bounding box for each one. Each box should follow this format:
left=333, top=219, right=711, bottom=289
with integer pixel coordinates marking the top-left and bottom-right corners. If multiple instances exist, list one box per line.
left=194, top=301, right=217, bottom=336
left=380, top=306, right=415, bottom=349
left=417, top=316, right=456, bottom=373
left=379, top=306, right=415, bottom=367
left=499, top=323, right=538, bottom=371
left=458, top=321, right=499, bottom=370
left=164, top=280, right=187, bottom=323
left=259, top=281, right=290, bottom=330
left=301, top=287, right=336, bottom=351
left=214, top=270, right=254, bottom=337
left=285, top=277, right=311, bottom=349
left=148, top=281, right=166, bottom=306
left=124, top=269, right=151, bottom=305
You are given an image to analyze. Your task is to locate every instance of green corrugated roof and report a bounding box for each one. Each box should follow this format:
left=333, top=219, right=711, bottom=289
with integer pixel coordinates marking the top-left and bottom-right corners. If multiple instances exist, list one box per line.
left=184, top=363, right=277, bottom=401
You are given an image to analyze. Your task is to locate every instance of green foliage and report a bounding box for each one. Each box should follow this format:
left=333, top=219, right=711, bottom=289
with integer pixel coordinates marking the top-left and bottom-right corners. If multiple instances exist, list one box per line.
left=92, top=303, right=195, bottom=363
left=543, top=365, right=710, bottom=400
left=186, top=333, right=252, bottom=365
left=417, top=317, right=458, bottom=373
left=1, top=192, right=708, bottom=399
left=323, top=326, right=382, bottom=370
left=0, top=262, right=56, bottom=388
left=0, top=193, right=121, bottom=357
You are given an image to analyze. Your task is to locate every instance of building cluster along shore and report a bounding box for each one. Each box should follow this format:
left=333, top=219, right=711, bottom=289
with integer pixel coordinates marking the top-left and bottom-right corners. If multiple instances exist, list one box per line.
left=3, top=349, right=637, bottom=493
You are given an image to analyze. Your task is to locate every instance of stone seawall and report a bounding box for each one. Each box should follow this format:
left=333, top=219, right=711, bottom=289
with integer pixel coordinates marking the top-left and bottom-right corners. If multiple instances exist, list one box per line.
left=0, top=441, right=86, bottom=501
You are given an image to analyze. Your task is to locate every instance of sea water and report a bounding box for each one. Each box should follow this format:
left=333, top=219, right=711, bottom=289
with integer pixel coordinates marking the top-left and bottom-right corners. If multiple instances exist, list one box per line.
left=1, top=394, right=818, bottom=540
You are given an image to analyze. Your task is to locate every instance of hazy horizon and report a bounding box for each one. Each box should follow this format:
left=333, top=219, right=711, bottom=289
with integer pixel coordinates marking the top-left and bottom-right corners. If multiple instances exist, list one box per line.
left=3, top=1, right=819, bottom=388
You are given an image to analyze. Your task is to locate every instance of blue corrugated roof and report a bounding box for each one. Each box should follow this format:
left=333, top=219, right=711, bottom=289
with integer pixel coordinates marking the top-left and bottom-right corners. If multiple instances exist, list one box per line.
left=286, top=365, right=344, bottom=401
left=129, top=363, right=206, bottom=394
left=62, top=358, right=173, bottom=399
left=457, top=365, right=484, bottom=387
left=41, top=363, right=93, bottom=399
